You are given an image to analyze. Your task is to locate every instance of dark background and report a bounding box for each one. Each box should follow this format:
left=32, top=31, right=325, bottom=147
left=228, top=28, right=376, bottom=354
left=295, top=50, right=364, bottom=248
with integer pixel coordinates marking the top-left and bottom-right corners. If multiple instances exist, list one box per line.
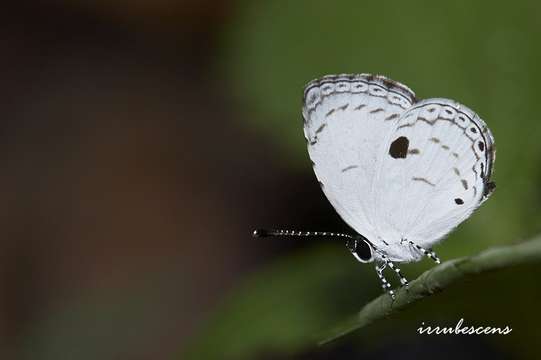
left=1, top=1, right=540, bottom=359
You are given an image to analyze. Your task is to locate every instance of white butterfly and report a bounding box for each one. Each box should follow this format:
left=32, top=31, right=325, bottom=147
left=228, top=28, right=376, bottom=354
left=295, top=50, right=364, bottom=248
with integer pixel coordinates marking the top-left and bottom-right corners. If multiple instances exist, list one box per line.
left=254, top=74, right=496, bottom=298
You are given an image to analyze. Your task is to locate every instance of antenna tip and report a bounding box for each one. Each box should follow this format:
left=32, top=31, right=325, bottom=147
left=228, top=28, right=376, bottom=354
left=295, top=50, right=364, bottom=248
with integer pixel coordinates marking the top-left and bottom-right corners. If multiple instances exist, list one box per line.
left=252, top=229, right=268, bottom=237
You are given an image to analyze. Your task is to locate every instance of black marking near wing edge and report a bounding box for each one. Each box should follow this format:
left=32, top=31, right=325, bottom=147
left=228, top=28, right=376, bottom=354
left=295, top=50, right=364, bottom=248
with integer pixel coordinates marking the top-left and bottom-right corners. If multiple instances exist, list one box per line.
left=303, top=74, right=417, bottom=103
left=303, top=77, right=496, bottom=203
left=315, top=124, right=326, bottom=134
left=302, top=74, right=417, bottom=118
left=478, top=141, right=485, bottom=151
left=484, top=181, right=496, bottom=196
left=397, top=101, right=495, bottom=185
left=308, top=124, right=327, bottom=146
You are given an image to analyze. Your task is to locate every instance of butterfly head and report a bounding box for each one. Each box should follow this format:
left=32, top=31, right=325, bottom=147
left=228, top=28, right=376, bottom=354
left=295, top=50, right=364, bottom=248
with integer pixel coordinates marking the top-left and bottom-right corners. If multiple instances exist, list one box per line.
left=346, top=236, right=374, bottom=263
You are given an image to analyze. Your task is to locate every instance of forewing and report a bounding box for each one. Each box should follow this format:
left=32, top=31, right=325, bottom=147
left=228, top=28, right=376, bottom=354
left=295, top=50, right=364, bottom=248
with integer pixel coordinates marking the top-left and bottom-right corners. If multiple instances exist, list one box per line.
left=302, top=74, right=416, bottom=240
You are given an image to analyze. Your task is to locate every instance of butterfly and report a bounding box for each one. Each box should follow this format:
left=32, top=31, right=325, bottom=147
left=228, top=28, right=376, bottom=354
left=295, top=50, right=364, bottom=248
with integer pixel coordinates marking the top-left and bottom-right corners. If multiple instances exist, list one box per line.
left=254, top=74, right=496, bottom=298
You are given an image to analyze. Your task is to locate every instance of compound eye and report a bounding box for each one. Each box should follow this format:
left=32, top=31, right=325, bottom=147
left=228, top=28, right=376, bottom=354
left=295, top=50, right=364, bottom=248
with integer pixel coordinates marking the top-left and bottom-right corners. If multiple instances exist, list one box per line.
left=347, top=237, right=373, bottom=263
left=355, top=239, right=373, bottom=262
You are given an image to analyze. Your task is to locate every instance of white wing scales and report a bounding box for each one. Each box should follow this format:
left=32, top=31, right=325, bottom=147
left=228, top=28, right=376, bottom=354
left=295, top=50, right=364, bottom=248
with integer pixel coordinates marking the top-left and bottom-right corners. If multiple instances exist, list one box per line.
left=373, top=99, right=495, bottom=260
left=302, top=74, right=495, bottom=263
left=303, top=74, right=416, bottom=244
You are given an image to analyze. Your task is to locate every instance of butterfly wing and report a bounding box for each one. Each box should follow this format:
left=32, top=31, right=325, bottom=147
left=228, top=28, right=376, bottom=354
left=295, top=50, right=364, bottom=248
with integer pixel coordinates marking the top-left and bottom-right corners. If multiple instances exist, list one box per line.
left=302, top=74, right=416, bottom=243
left=372, top=98, right=495, bottom=260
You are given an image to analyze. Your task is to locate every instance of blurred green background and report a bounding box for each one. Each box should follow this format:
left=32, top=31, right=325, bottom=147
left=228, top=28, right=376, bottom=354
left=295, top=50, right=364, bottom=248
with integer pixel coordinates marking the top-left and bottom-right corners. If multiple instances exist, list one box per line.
left=1, top=0, right=540, bottom=359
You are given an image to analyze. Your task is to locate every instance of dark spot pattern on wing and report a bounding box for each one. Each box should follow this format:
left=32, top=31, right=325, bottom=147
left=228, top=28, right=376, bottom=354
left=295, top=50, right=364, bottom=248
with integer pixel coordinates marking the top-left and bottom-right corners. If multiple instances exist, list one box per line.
left=341, top=165, right=359, bottom=173
left=412, top=177, right=435, bottom=186
left=389, top=136, right=409, bottom=159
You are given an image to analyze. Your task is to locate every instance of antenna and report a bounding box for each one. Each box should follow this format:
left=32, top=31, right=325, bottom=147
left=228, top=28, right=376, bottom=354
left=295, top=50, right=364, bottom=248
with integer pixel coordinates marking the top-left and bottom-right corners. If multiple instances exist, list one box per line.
left=252, top=229, right=353, bottom=239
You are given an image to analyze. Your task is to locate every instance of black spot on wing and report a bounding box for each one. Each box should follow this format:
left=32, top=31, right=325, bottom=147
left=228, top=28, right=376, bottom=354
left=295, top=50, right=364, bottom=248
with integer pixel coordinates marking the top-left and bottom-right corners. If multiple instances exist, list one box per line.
left=478, top=141, right=485, bottom=151
left=389, top=136, right=409, bottom=159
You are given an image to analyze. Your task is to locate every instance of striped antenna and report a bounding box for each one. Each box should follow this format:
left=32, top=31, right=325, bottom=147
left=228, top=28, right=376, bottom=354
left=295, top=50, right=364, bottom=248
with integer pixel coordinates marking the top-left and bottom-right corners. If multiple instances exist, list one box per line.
left=252, top=229, right=353, bottom=239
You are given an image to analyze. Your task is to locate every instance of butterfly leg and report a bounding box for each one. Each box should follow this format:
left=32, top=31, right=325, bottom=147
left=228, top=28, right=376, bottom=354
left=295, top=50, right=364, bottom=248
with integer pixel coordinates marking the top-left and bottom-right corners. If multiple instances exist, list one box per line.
left=374, top=250, right=409, bottom=299
left=402, top=239, right=441, bottom=264
left=378, top=252, right=409, bottom=289
left=375, top=262, right=395, bottom=299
